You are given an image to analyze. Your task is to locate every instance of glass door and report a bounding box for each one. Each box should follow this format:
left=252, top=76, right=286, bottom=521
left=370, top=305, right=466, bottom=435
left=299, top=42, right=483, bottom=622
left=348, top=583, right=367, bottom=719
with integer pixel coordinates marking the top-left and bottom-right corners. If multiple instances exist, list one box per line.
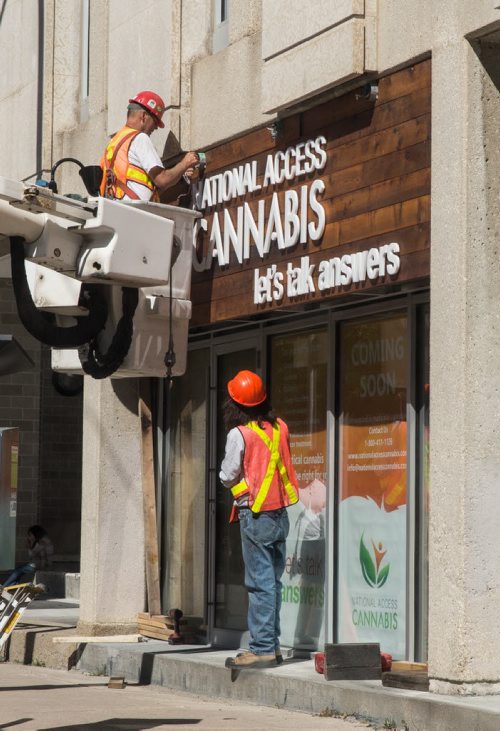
left=210, top=342, right=259, bottom=647
left=269, top=328, right=328, bottom=651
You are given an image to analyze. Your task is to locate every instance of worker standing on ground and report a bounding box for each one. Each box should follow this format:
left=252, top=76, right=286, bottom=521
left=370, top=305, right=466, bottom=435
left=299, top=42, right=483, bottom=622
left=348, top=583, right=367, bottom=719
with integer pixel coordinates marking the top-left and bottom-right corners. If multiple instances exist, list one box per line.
left=100, top=90, right=198, bottom=201
left=220, top=370, right=299, bottom=669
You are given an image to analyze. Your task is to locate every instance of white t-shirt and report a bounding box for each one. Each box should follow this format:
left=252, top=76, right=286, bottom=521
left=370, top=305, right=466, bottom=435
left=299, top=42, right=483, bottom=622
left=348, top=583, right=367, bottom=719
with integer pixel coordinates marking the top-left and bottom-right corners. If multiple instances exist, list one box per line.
left=124, top=132, right=164, bottom=201
left=220, top=427, right=249, bottom=507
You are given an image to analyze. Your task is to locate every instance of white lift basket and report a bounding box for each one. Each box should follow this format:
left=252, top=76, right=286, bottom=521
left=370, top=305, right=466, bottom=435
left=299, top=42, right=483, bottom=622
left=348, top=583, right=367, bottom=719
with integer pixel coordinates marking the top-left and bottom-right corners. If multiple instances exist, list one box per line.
left=0, top=176, right=200, bottom=378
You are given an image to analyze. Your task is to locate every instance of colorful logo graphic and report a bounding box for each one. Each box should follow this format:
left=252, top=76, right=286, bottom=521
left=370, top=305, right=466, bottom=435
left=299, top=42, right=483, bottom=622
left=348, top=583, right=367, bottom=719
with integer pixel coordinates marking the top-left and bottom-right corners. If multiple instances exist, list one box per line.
left=359, top=533, right=390, bottom=588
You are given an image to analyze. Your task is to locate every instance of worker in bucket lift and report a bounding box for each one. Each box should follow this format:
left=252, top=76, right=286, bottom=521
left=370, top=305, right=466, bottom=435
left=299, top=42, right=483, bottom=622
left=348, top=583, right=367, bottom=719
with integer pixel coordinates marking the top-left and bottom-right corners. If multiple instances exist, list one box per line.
left=100, top=90, right=199, bottom=201
left=220, top=370, right=300, bottom=669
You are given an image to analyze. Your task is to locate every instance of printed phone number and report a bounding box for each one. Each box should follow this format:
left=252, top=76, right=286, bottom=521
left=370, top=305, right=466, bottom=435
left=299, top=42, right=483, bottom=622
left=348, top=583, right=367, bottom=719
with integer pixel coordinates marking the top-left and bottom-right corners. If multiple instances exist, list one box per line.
left=364, top=438, right=393, bottom=447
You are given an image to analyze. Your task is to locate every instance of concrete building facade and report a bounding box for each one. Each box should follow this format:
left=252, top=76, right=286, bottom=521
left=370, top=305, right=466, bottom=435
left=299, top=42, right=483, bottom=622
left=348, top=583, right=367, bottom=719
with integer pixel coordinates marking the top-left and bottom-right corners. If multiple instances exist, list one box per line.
left=1, top=0, right=500, bottom=697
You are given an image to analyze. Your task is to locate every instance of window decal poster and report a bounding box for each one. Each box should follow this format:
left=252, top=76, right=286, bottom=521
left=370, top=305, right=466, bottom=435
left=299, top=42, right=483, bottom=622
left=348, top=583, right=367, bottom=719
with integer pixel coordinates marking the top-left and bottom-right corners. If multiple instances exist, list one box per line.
left=338, top=315, right=408, bottom=658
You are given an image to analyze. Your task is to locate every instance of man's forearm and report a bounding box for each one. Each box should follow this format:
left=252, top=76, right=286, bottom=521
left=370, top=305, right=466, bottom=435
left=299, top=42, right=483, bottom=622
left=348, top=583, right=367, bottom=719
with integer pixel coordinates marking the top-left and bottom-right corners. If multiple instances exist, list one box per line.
left=154, top=162, right=189, bottom=191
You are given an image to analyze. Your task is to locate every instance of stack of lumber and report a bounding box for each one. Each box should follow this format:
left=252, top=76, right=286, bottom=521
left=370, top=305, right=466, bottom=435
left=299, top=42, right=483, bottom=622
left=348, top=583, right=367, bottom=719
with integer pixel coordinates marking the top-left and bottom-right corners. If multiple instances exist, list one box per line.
left=137, top=613, right=175, bottom=641
left=137, top=612, right=204, bottom=642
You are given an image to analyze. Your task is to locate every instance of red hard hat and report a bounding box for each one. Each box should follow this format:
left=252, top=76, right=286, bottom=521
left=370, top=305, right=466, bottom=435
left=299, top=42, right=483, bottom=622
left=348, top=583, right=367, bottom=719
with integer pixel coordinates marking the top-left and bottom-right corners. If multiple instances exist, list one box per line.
left=227, top=370, right=267, bottom=407
left=128, top=90, right=165, bottom=128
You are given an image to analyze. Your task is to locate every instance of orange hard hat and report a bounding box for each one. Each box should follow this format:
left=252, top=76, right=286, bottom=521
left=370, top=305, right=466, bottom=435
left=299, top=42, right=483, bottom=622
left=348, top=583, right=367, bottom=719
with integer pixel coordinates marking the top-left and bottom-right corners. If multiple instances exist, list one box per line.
left=128, top=90, right=165, bottom=128
left=227, top=370, right=267, bottom=407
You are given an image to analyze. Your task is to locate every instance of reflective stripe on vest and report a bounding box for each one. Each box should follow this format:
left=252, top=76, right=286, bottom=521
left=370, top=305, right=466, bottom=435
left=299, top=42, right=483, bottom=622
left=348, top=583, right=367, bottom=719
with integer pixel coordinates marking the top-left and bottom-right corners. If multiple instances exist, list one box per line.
left=230, top=421, right=297, bottom=513
left=231, top=481, right=248, bottom=499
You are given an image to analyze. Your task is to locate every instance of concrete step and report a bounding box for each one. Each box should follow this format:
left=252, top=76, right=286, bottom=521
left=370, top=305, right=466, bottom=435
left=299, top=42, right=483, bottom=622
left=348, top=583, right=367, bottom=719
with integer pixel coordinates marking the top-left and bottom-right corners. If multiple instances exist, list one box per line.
left=5, top=625, right=82, bottom=670
left=34, top=571, right=80, bottom=600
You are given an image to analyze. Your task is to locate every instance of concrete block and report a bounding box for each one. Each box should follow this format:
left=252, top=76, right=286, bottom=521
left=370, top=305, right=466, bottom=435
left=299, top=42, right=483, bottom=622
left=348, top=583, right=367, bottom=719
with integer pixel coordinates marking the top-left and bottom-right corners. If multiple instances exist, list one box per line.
left=261, top=18, right=365, bottom=114
left=191, top=34, right=267, bottom=149
left=262, top=0, right=364, bottom=60
left=229, top=0, right=262, bottom=45
left=65, top=573, right=80, bottom=600
left=35, top=571, right=65, bottom=599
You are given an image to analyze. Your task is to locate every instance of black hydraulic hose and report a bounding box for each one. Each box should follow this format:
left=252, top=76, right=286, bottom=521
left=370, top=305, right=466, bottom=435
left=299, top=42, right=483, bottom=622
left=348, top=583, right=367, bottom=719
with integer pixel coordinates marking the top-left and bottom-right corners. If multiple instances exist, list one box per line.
left=49, top=157, right=84, bottom=193
left=10, top=236, right=108, bottom=348
left=78, top=287, right=139, bottom=379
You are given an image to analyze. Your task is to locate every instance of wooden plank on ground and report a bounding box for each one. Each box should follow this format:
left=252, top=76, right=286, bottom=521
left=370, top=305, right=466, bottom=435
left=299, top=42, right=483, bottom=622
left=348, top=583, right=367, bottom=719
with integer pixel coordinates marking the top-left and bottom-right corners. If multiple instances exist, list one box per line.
left=137, top=613, right=169, bottom=629
left=382, top=669, right=429, bottom=692
left=53, top=635, right=143, bottom=643
left=324, top=643, right=381, bottom=681
left=138, top=626, right=175, bottom=642
left=391, top=661, right=428, bottom=672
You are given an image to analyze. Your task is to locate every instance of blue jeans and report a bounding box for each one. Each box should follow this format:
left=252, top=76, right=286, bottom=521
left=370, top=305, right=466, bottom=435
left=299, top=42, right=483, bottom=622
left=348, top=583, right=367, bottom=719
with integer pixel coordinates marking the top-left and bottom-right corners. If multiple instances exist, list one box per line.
left=3, top=562, right=36, bottom=587
left=239, top=507, right=289, bottom=655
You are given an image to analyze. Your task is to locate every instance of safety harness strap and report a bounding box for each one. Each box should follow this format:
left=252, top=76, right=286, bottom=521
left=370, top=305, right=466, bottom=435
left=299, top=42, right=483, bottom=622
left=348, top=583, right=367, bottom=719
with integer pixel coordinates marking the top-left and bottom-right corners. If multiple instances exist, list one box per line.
left=107, top=130, right=138, bottom=167
left=249, top=422, right=280, bottom=513
left=231, top=421, right=297, bottom=513
left=104, top=130, right=142, bottom=200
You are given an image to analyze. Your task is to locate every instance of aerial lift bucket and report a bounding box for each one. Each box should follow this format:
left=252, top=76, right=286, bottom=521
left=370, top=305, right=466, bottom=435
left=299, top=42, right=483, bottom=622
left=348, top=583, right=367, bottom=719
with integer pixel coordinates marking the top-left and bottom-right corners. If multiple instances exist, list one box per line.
left=0, top=175, right=200, bottom=378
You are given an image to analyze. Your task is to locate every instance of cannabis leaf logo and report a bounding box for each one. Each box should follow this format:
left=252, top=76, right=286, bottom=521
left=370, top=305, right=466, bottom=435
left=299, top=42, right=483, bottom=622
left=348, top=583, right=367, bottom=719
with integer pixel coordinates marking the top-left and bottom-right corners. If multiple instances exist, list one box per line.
left=359, top=533, right=390, bottom=588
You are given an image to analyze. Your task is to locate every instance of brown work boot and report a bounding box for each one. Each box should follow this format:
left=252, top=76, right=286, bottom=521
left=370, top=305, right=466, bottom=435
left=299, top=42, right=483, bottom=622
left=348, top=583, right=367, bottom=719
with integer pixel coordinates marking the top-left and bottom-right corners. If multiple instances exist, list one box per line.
left=225, top=651, right=277, bottom=669
left=235, top=649, right=283, bottom=664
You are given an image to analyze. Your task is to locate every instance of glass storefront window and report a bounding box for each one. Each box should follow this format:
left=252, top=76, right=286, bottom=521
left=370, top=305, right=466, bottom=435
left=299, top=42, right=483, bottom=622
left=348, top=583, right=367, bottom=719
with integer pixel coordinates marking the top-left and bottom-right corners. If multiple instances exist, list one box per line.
left=162, top=300, right=428, bottom=655
left=270, top=329, right=328, bottom=651
left=337, top=313, right=408, bottom=658
left=162, top=348, right=209, bottom=617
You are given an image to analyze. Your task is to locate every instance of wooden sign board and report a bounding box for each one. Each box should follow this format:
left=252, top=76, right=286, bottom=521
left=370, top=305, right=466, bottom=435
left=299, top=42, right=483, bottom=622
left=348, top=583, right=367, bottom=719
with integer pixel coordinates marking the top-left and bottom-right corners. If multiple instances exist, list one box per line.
left=168, top=60, right=431, bottom=327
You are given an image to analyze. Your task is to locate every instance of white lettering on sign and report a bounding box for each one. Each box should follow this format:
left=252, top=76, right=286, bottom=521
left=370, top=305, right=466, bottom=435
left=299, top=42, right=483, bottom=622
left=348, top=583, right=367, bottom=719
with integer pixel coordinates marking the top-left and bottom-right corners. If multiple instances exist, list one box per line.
left=253, top=265, right=285, bottom=304
left=192, top=136, right=327, bottom=272
left=191, top=136, right=403, bottom=305
left=253, top=244, right=401, bottom=303
left=317, top=243, right=400, bottom=290
left=287, top=257, right=316, bottom=297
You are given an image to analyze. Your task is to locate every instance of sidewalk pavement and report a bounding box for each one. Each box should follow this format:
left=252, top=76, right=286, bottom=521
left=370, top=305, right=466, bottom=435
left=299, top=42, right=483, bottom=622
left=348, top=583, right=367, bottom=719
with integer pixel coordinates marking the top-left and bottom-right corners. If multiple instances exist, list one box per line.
left=3, top=599, right=500, bottom=731
left=0, top=664, right=371, bottom=731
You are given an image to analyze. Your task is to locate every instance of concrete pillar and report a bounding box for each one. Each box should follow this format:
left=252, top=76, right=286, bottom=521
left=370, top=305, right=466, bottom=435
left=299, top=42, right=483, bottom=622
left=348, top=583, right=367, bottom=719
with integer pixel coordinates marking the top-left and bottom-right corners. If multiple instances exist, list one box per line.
left=429, top=28, right=500, bottom=694
left=78, top=377, right=145, bottom=635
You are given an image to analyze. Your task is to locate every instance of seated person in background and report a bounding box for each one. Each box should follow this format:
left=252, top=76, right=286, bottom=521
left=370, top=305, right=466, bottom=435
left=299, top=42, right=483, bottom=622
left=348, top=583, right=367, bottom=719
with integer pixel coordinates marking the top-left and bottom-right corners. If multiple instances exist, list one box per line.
left=3, top=525, right=54, bottom=587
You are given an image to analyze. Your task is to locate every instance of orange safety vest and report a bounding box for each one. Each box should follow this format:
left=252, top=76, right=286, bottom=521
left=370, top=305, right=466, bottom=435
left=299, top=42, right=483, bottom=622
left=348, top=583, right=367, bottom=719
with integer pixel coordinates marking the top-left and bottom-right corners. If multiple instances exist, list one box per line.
left=231, top=418, right=299, bottom=514
left=99, top=125, right=158, bottom=200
